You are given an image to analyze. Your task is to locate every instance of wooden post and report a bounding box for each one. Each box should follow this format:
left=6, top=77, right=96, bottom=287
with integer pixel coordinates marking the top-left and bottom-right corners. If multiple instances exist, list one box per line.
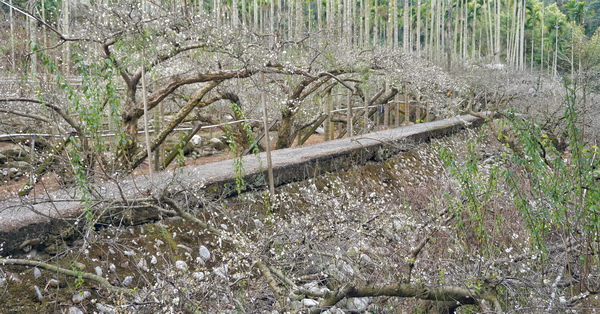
left=260, top=72, right=275, bottom=196
left=363, top=92, right=369, bottom=134
left=29, top=135, right=35, bottom=186
left=153, top=102, right=162, bottom=172
left=324, top=90, right=333, bottom=141
left=346, top=89, right=353, bottom=137
left=142, top=62, right=153, bottom=181
left=383, top=102, right=389, bottom=129
left=404, top=93, right=410, bottom=126
left=394, top=95, right=400, bottom=127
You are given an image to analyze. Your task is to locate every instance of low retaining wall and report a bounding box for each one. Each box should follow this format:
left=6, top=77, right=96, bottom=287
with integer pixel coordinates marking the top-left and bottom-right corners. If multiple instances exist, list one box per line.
left=0, top=113, right=487, bottom=255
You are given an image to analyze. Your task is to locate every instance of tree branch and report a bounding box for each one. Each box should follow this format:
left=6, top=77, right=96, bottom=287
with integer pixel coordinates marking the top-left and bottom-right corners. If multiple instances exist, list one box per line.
left=128, top=80, right=222, bottom=170
left=142, top=68, right=257, bottom=115
left=307, top=282, right=488, bottom=314
left=0, top=98, right=82, bottom=134
left=0, top=258, right=130, bottom=295
left=0, top=107, right=52, bottom=123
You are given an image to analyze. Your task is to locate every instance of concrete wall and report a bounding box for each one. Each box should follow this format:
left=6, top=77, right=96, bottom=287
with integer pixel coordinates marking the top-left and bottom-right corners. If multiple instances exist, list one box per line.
left=0, top=113, right=487, bottom=255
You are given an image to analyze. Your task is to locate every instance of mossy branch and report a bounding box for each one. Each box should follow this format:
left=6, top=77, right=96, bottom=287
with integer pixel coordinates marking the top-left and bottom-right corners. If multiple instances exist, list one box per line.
left=0, top=258, right=130, bottom=295
left=307, top=282, right=494, bottom=314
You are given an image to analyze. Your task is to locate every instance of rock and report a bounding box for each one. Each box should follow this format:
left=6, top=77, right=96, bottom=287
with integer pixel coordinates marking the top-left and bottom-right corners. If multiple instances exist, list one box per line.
left=0, top=153, right=6, bottom=164
left=175, top=260, right=188, bottom=271
left=33, top=267, right=42, bottom=279
left=136, top=258, right=148, bottom=271
left=96, top=303, right=116, bottom=314
left=192, top=272, right=205, bottom=281
left=301, top=298, right=319, bottom=308
left=34, top=285, right=43, bottom=301
left=358, top=253, right=373, bottom=264
left=68, top=307, right=84, bottom=314
left=72, top=291, right=91, bottom=303
left=150, top=255, right=157, bottom=265
left=122, top=276, right=133, bottom=286
left=47, top=279, right=60, bottom=287
left=213, top=265, right=228, bottom=278
left=199, top=245, right=211, bottom=261
left=5, top=271, right=21, bottom=283
left=290, top=300, right=303, bottom=311
left=208, top=138, right=226, bottom=150
left=123, top=250, right=136, bottom=256
left=190, top=135, right=203, bottom=146
left=346, top=297, right=370, bottom=311
left=108, top=263, right=116, bottom=273
left=94, top=266, right=103, bottom=276
left=7, top=167, right=20, bottom=179
left=302, top=282, right=329, bottom=295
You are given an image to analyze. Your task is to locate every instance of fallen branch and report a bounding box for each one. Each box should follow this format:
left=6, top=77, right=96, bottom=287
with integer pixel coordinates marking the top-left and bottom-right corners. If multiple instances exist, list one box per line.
left=0, top=258, right=130, bottom=295
left=307, top=282, right=492, bottom=314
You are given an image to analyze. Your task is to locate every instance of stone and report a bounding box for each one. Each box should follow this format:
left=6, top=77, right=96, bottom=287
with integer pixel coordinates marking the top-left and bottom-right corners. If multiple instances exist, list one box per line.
left=175, top=260, right=188, bottom=271
left=5, top=271, right=21, bottom=283
left=302, top=282, right=329, bottom=295
left=7, top=168, right=20, bottom=179
left=72, top=291, right=91, bottom=303
left=136, top=258, right=148, bottom=271
left=199, top=245, right=211, bottom=261
left=192, top=272, right=205, bottom=281
left=34, top=285, right=43, bottom=301
left=191, top=135, right=203, bottom=146
left=213, top=265, right=228, bottom=278
left=346, top=297, right=369, bottom=311
left=33, top=267, right=42, bottom=279
left=47, top=279, right=60, bottom=287
left=301, top=298, right=319, bottom=308
left=122, top=276, right=133, bottom=286
left=96, top=303, right=116, bottom=314
left=68, top=307, right=84, bottom=314
left=208, top=138, right=226, bottom=150
left=94, top=266, right=103, bottom=276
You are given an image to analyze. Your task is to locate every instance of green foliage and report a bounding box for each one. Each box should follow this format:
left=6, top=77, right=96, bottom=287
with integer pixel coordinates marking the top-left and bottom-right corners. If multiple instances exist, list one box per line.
left=35, top=42, right=123, bottom=224
left=501, top=81, right=599, bottom=261
left=70, top=263, right=85, bottom=289
left=224, top=103, right=261, bottom=196
left=224, top=123, right=246, bottom=195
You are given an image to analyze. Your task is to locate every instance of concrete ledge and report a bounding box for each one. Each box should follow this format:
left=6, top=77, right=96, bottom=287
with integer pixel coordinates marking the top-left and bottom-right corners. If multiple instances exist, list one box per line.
left=0, top=113, right=486, bottom=255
